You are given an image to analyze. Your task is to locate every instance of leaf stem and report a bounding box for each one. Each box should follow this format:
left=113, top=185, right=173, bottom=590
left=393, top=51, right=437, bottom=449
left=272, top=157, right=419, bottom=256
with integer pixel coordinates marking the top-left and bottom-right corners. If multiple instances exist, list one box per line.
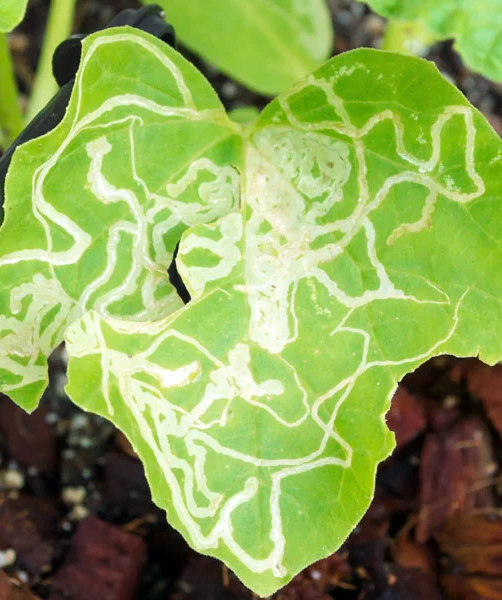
left=26, top=0, right=77, bottom=123
left=0, top=33, right=23, bottom=149
left=381, top=19, right=437, bottom=57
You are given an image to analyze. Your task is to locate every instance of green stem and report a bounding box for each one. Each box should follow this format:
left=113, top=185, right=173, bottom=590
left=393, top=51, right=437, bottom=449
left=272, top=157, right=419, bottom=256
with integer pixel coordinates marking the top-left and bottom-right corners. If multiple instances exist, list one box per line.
left=382, top=19, right=437, bottom=57
left=26, top=0, right=77, bottom=123
left=0, top=33, right=23, bottom=148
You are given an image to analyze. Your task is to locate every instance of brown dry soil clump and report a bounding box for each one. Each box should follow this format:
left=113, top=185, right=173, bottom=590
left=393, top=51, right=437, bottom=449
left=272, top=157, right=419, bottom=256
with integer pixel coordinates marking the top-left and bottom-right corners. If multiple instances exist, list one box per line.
left=2, top=0, right=502, bottom=599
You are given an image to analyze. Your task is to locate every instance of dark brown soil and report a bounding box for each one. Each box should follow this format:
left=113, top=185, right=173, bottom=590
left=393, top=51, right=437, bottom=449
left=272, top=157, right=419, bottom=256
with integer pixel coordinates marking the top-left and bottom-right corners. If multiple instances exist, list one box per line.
left=1, top=1, right=502, bottom=599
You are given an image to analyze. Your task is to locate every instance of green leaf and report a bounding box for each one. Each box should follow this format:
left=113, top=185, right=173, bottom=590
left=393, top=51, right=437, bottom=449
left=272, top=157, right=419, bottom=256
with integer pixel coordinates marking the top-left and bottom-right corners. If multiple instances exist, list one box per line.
left=0, top=27, right=242, bottom=411
left=363, top=0, right=502, bottom=81
left=148, top=0, right=334, bottom=95
left=64, top=49, right=502, bottom=595
left=0, top=0, right=28, bottom=32
left=228, top=106, right=260, bottom=126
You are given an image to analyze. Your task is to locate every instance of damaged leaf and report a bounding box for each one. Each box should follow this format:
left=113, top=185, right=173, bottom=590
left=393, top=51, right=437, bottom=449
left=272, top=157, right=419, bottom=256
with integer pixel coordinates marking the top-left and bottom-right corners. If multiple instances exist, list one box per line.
left=0, top=0, right=28, bottom=32
left=0, top=27, right=242, bottom=410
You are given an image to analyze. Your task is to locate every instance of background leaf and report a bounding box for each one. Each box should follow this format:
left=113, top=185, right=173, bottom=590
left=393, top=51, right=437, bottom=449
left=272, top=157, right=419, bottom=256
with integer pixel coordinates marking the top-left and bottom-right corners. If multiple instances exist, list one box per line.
left=147, top=0, right=334, bottom=95
left=0, top=27, right=242, bottom=411
left=0, top=0, right=28, bottom=32
left=363, top=0, right=502, bottom=82
left=64, top=49, right=502, bottom=595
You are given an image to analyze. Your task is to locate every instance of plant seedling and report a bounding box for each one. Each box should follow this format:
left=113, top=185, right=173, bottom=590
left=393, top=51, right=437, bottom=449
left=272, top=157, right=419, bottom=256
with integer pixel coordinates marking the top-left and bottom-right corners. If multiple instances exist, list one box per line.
left=145, top=0, right=334, bottom=95
left=0, top=0, right=28, bottom=147
left=362, top=0, right=502, bottom=81
left=1, top=12, right=502, bottom=599
left=0, top=0, right=77, bottom=148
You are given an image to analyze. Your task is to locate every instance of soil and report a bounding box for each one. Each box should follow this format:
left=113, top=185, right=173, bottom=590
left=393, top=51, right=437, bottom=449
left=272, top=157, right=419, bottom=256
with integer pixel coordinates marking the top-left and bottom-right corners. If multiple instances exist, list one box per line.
left=2, top=1, right=502, bottom=599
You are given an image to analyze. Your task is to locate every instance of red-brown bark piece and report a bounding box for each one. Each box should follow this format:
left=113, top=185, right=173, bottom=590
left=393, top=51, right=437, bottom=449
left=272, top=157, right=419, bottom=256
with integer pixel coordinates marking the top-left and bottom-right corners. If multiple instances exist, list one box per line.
left=463, top=361, right=502, bottom=439
left=0, top=396, right=57, bottom=475
left=393, top=537, right=436, bottom=576
left=436, top=515, right=502, bottom=577
left=449, top=358, right=478, bottom=384
left=276, top=582, right=332, bottom=600
left=441, top=574, right=502, bottom=600
left=387, top=387, right=426, bottom=448
left=0, top=570, right=41, bottom=600
left=276, top=553, right=351, bottom=600
left=425, top=397, right=462, bottom=431
left=436, top=515, right=502, bottom=600
left=172, top=555, right=252, bottom=600
left=48, top=517, right=146, bottom=600
left=173, top=554, right=351, bottom=600
left=103, top=450, right=154, bottom=516
left=383, top=565, right=443, bottom=600
left=350, top=538, right=442, bottom=600
left=416, top=417, right=495, bottom=542
left=0, top=495, right=54, bottom=578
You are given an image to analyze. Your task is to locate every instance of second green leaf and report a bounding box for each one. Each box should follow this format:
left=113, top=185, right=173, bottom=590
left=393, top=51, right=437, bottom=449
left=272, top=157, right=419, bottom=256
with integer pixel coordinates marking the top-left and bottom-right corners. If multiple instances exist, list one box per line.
left=147, top=0, right=334, bottom=95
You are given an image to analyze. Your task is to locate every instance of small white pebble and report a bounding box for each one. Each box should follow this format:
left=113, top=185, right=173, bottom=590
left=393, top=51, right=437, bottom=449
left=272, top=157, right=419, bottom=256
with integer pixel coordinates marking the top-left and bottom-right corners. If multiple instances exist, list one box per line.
left=487, top=461, right=497, bottom=475
left=444, top=395, right=459, bottom=408
left=68, top=505, right=89, bottom=521
left=61, top=521, right=72, bottom=532
left=62, top=486, right=86, bottom=506
left=310, top=569, right=322, bottom=581
left=16, top=570, right=28, bottom=583
left=45, top=412, right=58, bottom=425
left=365, top=14, right=384, bottom=36
left=221, top=81, right=238, bottom=99
left=1, top=470, right=24, bottom=490
left=71, top=414, right=88, bottom=430
left=0, top=549, right=16, bottom=568
left=337, top=9, right=352, bottom=26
